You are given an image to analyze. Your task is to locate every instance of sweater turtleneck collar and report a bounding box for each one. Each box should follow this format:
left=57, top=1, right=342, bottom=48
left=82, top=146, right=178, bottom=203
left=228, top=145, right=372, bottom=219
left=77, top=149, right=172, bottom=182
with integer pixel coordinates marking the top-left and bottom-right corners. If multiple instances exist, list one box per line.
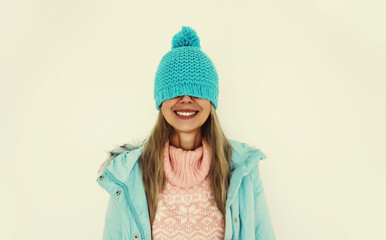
left=162, top=138, right=211, bottom=188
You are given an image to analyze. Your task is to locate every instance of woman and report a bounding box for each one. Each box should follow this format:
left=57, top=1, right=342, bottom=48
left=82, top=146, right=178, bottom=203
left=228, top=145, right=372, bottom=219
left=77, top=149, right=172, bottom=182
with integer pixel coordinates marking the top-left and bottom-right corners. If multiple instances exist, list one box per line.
left=96, top=26, right=275, bottom=240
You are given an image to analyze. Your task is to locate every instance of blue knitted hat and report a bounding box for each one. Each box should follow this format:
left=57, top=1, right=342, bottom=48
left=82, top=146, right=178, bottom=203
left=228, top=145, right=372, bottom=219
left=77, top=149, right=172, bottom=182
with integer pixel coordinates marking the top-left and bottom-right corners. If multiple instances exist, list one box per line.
left=154, top=26, right=219, bottom=110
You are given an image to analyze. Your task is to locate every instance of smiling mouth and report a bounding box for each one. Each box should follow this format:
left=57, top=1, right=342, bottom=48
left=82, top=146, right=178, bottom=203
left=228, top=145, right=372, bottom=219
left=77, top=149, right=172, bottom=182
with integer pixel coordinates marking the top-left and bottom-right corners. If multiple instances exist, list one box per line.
left=174, top=111, right=199, bottom=116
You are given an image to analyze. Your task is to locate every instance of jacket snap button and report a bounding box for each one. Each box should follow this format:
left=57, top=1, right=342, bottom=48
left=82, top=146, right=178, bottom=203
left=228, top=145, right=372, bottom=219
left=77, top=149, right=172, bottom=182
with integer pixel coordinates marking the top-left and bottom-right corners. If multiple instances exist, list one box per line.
left=234, top=217, right=238, bottom=222
left=116, top=190, right=121, bottom=195
left=99, top=175, right=104, bottom=180
left=133, top=234, right=139, bottom=239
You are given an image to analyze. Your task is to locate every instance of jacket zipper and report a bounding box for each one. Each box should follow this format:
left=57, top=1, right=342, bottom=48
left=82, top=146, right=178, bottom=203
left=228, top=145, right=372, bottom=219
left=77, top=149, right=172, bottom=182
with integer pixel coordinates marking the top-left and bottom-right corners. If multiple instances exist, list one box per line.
left=104, top=169, right=145, bottom=240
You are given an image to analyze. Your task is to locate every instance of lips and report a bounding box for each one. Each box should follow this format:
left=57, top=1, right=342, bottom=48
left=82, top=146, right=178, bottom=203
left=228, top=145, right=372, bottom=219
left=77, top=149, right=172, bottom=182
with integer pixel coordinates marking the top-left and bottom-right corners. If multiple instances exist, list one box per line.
left=174, top=111, right=198, bottom=114
left=174, top=110, right=199, bottom=119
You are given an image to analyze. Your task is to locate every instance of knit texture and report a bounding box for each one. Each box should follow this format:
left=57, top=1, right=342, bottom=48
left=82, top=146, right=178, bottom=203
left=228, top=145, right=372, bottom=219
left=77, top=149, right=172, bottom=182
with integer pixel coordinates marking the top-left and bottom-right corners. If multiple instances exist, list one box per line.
left=151, top=138, right=225, bottom=239
left=154, top=26, right=219, bottom=110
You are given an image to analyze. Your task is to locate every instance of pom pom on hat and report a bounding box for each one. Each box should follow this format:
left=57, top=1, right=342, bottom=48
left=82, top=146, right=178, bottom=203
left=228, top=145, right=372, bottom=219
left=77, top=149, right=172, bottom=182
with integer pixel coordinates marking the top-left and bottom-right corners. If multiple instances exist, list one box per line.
left=171, top=26, right=201, bottom=49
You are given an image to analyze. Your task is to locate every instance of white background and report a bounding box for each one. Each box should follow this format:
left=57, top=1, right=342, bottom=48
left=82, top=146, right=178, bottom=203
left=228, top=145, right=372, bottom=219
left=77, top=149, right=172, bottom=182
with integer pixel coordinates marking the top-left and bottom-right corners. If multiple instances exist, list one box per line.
left=1, top=0, right=385, bottom=239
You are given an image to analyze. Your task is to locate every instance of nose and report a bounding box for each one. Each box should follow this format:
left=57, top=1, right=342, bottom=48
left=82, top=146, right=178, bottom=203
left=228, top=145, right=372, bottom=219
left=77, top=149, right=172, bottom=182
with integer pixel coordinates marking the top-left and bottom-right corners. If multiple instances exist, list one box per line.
left=179, top=95, right=194, bottom=103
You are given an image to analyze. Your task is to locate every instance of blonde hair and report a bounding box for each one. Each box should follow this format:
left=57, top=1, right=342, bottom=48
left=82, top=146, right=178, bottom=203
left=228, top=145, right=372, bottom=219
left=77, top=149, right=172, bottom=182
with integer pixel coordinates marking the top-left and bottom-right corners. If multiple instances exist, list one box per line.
left=139, top=103, right=233, bottom=225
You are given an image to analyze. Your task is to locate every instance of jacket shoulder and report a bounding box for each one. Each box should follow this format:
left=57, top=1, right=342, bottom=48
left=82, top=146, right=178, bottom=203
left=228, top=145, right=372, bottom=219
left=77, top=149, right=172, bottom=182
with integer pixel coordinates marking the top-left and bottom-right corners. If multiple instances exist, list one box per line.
left=228, top=138, right=267, bottom=167
left=97, top=139, right=146, bottom=176
left=228, top=138, right=256, bottom=153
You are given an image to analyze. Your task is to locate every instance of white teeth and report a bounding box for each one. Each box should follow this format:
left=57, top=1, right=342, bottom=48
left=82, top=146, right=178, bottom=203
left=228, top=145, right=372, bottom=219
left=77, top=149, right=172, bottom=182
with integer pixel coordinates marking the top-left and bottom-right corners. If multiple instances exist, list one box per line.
left=176, top=111, right=197, bottom=116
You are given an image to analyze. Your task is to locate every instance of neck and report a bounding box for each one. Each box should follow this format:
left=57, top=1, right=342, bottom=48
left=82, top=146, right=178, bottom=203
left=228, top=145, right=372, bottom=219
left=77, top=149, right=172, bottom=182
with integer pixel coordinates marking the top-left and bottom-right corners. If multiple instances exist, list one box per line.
left=170, top=131, right=203, bottom=150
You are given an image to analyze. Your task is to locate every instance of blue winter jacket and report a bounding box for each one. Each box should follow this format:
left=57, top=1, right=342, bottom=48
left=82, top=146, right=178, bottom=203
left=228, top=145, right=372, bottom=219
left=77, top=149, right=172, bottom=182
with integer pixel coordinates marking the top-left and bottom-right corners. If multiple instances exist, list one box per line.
left=96, top=139, right=276, bottom=240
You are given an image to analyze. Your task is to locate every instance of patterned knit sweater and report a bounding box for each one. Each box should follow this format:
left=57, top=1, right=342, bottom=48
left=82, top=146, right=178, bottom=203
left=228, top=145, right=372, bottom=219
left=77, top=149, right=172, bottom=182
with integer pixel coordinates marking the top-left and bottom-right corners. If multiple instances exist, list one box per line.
left=151, top=138, right=225, bottom=239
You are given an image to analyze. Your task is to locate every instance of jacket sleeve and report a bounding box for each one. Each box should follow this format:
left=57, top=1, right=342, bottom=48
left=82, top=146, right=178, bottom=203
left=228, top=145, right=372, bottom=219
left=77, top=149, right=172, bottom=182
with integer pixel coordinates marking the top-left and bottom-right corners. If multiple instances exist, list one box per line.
left=250, top=165, right=276, bottom=240
left=102, top=196, right=123, bottom=240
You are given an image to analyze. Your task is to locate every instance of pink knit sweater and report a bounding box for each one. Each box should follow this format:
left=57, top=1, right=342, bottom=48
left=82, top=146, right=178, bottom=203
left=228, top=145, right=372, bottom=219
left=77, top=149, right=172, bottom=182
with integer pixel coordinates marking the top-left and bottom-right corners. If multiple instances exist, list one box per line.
left=151, top=138, right=225, bottom=239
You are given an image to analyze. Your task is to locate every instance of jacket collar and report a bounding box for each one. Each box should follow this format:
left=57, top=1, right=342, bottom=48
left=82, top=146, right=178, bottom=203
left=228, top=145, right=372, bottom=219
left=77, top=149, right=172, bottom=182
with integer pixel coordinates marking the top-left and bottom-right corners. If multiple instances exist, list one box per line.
left=97, top=138, right=267, bottom=184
